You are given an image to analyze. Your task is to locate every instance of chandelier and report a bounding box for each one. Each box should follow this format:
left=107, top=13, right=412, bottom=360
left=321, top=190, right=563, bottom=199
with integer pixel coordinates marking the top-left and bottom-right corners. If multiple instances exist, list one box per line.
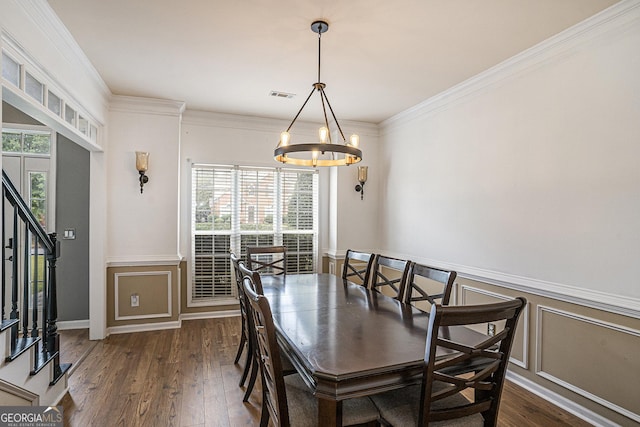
left=274, top=20, right=362, bottom=167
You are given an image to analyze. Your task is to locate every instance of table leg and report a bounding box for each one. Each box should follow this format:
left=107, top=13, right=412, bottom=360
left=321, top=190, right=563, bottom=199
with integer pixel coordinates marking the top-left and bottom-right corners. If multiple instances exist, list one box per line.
left=318, top=397, right=343, bottom=427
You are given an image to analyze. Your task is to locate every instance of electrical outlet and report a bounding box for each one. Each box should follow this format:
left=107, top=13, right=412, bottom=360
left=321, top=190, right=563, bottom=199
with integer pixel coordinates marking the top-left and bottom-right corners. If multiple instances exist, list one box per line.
left=131, top=294, right=139, bottom=307
left=487, top=323, right=496, bottom=337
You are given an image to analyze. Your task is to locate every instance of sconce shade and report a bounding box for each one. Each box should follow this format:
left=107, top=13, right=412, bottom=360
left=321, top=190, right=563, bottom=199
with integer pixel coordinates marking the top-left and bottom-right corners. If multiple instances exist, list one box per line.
left=358, top=166, right=368, bottom=184
left=136, top=151, right=149, bottom=172
left=136, top=151, right=149, bottom=193
left=355, top=165, right=368, bottom=200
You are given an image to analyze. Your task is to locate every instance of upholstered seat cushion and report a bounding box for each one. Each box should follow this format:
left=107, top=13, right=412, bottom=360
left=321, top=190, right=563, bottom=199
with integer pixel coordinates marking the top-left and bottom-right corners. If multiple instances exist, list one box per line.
left=284, top=375, right=380, bottom=426
left=370, top=384, right=484, bottom=427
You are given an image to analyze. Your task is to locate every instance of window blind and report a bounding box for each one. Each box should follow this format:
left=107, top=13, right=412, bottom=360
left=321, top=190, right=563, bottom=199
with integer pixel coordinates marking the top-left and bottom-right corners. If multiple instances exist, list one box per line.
left=191, top=165, right=318, bottom=304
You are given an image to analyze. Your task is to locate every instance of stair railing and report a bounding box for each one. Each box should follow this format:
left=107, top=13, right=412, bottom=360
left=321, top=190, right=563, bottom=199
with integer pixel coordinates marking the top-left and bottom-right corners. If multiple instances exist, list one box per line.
left=1, top=169, right=67, bottom=384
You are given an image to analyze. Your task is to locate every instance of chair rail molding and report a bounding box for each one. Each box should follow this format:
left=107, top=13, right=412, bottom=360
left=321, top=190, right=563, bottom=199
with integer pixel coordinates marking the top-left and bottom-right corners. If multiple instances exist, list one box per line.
left=375, top=251, right=640, bottom=320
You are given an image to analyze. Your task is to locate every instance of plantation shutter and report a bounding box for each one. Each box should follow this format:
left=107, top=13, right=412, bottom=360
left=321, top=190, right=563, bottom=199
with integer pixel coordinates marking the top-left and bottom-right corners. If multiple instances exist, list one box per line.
left=190, top=164, right=318, bottom=304
left=191, top=166, right=234, bottom=300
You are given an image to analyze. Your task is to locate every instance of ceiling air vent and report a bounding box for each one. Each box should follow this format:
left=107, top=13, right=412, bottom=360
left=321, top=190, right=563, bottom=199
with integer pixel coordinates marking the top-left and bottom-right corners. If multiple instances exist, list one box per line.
left=269, top=91, right=295, bottom=99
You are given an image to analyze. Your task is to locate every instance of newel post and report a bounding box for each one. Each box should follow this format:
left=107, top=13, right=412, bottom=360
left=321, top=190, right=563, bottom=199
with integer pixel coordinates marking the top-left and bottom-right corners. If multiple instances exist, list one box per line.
left=46, top=233, right=61, bottom=366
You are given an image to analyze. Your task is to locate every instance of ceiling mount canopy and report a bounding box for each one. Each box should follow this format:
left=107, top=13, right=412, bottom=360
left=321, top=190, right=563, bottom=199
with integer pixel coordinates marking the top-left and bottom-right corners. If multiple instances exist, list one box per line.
left=274, top=20, right=362, bottom=167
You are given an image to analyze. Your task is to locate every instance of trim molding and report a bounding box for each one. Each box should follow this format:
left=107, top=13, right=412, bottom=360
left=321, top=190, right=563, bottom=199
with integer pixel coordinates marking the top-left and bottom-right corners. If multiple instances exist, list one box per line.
left=180, top=309, right=240, bottom=321
left=459, top=285, right=529, bottom=369
left=18, top=1, right=111, bottom=100
left=536, top=305, right=640, bottom=423
left=380, top=0, right=640, bottom=133
left=109, top=95, right=186, bottom=116
left=0, top=379, right=39, bottom=405
left=506, top=370, right=618, bottom=427
left=57, top=319, right=90, bottom=330
left=108, top=320, right=181, bottom=336
left=182, top=109, right=379, bottom=137
left=106, top=256, right=183, bottom=267
left=114, top=271, right=172, bottom=321
left=354, top=249, right=639, bottom=319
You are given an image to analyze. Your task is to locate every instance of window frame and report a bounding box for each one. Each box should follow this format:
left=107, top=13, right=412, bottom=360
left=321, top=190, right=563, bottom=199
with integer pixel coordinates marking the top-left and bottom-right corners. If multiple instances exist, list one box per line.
left=188, top=163, right=319, bottom=307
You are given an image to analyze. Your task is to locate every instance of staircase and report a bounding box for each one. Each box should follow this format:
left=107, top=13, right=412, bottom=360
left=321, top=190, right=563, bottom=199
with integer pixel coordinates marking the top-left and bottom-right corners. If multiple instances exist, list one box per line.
left=0, top=170, right=70, bottom=405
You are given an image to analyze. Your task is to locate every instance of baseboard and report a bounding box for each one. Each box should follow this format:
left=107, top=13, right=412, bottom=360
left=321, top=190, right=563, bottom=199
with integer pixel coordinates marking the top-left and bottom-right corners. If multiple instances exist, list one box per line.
left=107, top=320, right=182, bottom=335
left=57, top=319, right=90, bottom=330
left=180, top=309, right=240, bottom=321
left=506, top=370, right=617, bottom=427
left=51, top=385, right=70, bottom=407
left=106, top=311, right=240, bottom=335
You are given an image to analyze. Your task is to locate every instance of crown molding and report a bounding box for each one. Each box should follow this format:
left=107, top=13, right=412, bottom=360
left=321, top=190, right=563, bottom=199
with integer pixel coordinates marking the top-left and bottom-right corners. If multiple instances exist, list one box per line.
left=380, top=0, right=640, bottom=132
left=17, top=0, right=111, bottom=101
left=182, top=109, right=379, bottom=138
left=109, top=95, right=186, bottom=116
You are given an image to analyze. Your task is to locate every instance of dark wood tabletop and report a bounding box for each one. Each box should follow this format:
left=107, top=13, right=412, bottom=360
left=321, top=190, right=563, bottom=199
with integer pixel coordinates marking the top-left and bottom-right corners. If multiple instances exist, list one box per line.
left=260, top=273, right=488, bottom=427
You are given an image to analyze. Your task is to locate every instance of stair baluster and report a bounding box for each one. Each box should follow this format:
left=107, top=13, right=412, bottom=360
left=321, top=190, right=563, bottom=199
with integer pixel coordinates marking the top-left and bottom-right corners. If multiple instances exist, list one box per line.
left=2, top=170, right=69, bottom=382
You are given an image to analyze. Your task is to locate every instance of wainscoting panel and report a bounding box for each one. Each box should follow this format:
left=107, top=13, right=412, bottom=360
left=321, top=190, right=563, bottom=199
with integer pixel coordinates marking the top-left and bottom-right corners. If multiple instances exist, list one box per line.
left=114, top=271, right=172, bottom=321
left=536, top=306, right=640, bottom=423
left=107, top=264, right=180, bottom=328
left=460, top=285, right=529, bottom=369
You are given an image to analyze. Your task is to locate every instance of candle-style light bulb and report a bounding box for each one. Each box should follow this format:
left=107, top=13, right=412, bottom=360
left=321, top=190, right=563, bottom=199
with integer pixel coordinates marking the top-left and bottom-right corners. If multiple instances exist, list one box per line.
left=350, top=134, right=359, bottom=148
left=319, top=127, right=329, bottom=143
left=279, top=131, right=291, bottom=147
left=312, top=150, right=319, bottom=167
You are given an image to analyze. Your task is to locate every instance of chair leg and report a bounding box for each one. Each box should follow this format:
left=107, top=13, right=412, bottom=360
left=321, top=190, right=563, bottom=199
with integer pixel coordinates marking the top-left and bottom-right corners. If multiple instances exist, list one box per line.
left=234, top=323, right=247, bottom=364
left=243, top=356, right=259, bottom=402
left=259, top=381, right=270, bottom=427
left=238, top=334, right=253, bottom=387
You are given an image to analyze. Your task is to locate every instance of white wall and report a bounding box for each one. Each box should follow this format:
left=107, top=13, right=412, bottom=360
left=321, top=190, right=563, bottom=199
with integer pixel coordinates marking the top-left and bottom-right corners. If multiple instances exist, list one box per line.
left=107, top=96, right=184, bottom=263
left=179, top=111, right=379, bottom=260
left=379, top=4, right=640, bottom=307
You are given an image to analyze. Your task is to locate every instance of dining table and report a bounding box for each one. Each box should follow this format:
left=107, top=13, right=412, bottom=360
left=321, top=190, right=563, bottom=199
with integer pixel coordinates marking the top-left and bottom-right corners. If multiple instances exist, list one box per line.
left=259, top=273, right=488, bottom=427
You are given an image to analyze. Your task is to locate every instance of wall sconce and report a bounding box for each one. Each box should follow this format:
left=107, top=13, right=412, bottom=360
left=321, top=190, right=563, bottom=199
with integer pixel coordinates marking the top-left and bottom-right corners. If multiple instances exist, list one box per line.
left=135, top=151, right=149, bottom=193
left=355, top=166, right=368, bottom=200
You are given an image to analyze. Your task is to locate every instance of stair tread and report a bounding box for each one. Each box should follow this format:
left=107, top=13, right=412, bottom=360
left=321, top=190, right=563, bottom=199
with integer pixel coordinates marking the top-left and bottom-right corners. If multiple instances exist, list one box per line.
left=31, top=350, right=59, bottom=376
left=50, top=362, right=72, bottom=386
left=0, top=318, right=20, bottom=332
left=6, top=336, right=41, bottom=362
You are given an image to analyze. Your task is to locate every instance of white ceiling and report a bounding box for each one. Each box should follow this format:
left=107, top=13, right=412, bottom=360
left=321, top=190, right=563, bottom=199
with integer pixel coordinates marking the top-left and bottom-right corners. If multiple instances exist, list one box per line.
left=47, top=0, right=619, bottom=124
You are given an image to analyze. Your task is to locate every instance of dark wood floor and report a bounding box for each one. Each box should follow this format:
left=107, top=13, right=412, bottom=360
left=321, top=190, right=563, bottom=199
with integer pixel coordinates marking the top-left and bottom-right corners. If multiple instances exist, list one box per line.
left=59, top=318, right=592, bottom=427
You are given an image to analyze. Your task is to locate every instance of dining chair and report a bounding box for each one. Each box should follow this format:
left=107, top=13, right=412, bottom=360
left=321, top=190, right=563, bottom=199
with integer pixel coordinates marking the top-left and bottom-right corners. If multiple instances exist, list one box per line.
left=402, top=262, right=456, bottom=308
left=237, top=262, right=296, bottom=402
left=242, top=274, right=381, bottom=427
left=370, top=297, right=527, bottom=427
left=342, top=249, right=376, bottom=286
left=246, top=245, right=287, bottom=276
left=370, top=255, right=411, bottom=300
left=230, top=253, right=253, bottom=391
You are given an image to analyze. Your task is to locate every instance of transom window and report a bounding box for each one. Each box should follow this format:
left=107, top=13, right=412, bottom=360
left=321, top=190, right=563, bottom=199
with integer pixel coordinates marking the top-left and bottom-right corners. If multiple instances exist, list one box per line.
left=190, top=164, right=318, bottom=305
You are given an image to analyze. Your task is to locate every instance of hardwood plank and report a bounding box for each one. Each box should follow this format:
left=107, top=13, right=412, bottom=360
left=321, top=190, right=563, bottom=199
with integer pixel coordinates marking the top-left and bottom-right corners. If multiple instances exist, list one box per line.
left=180, top=319, right=205, bottom=426
left=59, top=317, right=594, bottom=427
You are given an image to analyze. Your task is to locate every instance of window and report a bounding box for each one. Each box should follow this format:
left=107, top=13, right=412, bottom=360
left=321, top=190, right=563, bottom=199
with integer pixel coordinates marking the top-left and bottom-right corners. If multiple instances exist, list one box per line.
left=2, top=52, right=20, bottom=87
left=2, top=128, right=51, bottom=155
left=191, top=165, right=318, bottom=304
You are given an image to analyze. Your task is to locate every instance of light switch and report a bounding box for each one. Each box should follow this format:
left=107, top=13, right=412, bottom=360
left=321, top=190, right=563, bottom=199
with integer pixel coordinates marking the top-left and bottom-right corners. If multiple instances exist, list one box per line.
left=131, top=294, right=139, bottom=307
left=63, top=228, right=76, bottom=240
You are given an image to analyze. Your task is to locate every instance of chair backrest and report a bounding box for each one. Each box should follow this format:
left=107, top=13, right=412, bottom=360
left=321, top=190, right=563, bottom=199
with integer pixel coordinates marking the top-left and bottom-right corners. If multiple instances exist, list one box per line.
left=342, top=249, right=375, bottom=286
left=238, top=262, right=264, bottom=295
left=419, top=297, right=526, bottom=426
left=243, top=275, right=290, bottom=426
left=370, top=255, right=411, bottom=299
left=230, top=253, right=248, bottom=316
left=246, top=245, right=287, bottom=276
left=403, top=262, right=456, bottom=307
